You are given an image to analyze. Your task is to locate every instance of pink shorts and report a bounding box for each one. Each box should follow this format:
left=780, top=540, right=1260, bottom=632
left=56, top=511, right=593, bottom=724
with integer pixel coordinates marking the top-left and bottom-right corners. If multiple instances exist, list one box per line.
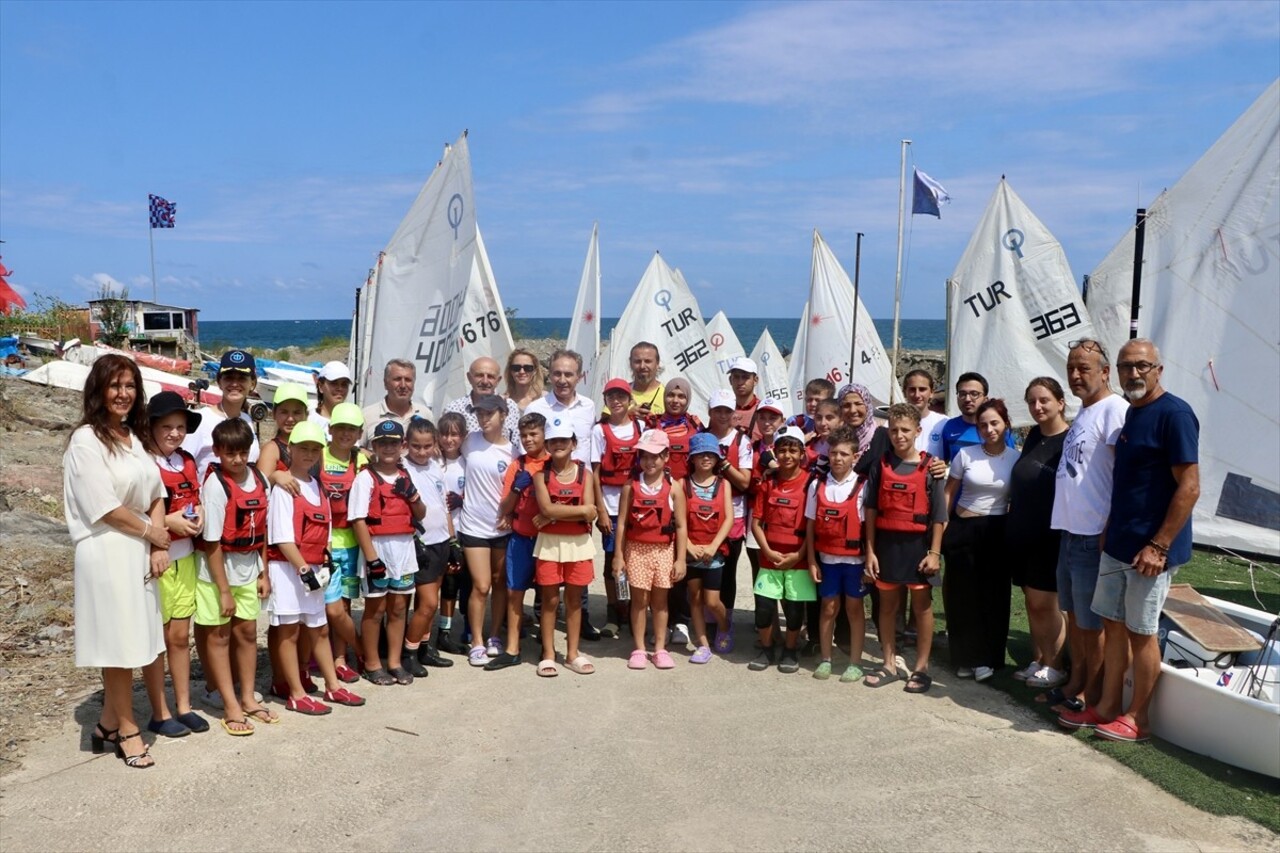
left=624, top=541, right=675, bottom=591
left=535, top=559, right=594, bottom=587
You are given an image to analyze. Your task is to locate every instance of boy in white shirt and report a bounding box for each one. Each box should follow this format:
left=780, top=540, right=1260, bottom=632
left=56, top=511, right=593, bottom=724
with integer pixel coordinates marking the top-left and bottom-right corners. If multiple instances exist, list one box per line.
left=401, top=418, right=457, bottom=676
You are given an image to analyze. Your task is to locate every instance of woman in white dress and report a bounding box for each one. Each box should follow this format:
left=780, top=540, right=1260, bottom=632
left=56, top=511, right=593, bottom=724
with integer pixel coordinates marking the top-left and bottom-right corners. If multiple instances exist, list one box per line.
left=63, top=354, right=171, bottom=768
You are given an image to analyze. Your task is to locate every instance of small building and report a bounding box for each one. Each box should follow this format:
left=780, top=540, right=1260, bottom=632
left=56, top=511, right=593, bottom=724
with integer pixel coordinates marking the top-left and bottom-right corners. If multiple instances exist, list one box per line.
left=87, top=298, right=200, bottom=362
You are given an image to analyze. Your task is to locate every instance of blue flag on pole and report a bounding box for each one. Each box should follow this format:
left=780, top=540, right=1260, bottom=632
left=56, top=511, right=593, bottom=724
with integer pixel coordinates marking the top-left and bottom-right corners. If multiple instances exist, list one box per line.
left=911, top=169, right=951, bottom=218
left=149, top=195, right=176, bottom=228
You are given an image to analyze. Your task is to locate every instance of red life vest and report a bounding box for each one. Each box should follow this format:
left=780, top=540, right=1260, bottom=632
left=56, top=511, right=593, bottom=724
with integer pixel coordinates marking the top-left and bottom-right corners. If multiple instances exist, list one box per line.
left=210, top=467, right=270, bottom=553
left=712, top=428, right=751, bottom=496
left=273, top=436, right=291, bottom=472
left=315, top=450, right=365, bottom=530
left=510, top=455, right=548, bottom=539
left=650, top=414, right=701, bottom=480
left=364, top=467, right=416, bottom=536
left=597, top=419, right=640, bottom=486
left=266, top=488, right=332, bottom=565
left=158, top=449, right=200, bottom=541
left=626, top=474, right=675, bottom=544
left=541, top=463, right=591, bottom=535
left=684, top=477, right=729, bottom=556
left=875, top=453, right=932, bottom=534
left=813, top=476, right=866, bottom=557
left=757, top=470, right=809, bottom=555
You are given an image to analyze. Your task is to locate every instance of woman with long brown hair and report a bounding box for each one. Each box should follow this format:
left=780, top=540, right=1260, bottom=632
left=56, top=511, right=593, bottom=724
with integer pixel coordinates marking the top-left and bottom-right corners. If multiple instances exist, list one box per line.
left=503, top=348, right=545, bottom=414
left=63, top=354, right=171, bottom=768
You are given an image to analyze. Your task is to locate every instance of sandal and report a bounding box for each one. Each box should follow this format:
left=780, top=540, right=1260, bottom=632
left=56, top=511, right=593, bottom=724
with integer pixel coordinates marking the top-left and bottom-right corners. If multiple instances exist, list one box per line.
left=863, top=666, right=902, bottom=688
left=90, top=722, right=119, bottom=754
left=565, top=655, right=595, bottom=675
left=628, top=649, right=649, bottom=670
left=220, top=717, right=255, bottom=736
left=1037, top=686, right=1085, bottom=714
left=363, top=668, right=396, bottom=686
left=537, top=659, right=558, bottom=677
left=114, top=730, right=155, bottom=769
left=903, top=670, right=933, bottom=694
left=245, top=706, right=280, bottom=725
left=652, top=649, right=676, bottom=670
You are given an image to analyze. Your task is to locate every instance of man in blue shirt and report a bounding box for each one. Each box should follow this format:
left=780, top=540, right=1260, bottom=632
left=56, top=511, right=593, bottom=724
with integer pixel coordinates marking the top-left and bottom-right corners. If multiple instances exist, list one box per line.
left=939, top=371, right=1015, bottom=462
left=1059, top=339, right=1200, bottom=743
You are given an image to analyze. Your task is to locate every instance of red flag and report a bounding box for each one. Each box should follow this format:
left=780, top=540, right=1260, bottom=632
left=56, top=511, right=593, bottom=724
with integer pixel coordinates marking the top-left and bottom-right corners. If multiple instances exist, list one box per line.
left=0, top=257, right=25, bottom=315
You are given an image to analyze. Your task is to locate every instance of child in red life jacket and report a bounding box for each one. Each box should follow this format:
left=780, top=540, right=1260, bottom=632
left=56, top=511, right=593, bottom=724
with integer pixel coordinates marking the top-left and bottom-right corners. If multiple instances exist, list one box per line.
left=349, top=420, right=427, bottom=686
left=683, top=432, right=732, bottom=664
left=400, top=417, right=458, bottom=676
left=744, top=399, right=787, bottom=615
left=614, top=429, right=689, bottom=671
left=788, top=378, right=836, bottom=438
left=748, top=426, right=815, bottom=673
left=532, top=419, right=600, bottom=676
left=486, top=412, right=549, bottom=672
left=266, top=421, right=364, bottom=713
left=316, top=403, right=368, bottom=683
left=805, top=399, right=841, bottom=475
left=804, top=425, right=871, bottom=682
left=646, top=377, right=702, bottom=481
left=197, top=417, right=277, bottom=733
left=144, top=391, right=209, bottom=737
left=593, top=378, right=641, bottom=636
left=704, top=390, right=754, bottom=648
left=863, top=404, right=946, bottom=693
left=256, top=382, right=311, bottom=491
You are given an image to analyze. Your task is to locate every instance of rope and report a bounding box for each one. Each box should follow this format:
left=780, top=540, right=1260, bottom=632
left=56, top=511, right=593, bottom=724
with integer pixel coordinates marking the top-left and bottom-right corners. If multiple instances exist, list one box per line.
left=1215, top=546, right=1280, bottom=613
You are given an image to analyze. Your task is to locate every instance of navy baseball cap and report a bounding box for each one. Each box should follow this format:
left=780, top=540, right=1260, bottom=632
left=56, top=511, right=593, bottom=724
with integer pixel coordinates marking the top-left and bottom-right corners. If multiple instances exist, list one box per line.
left=372, top=419, right=405, bottom=441
left=218, top=349, right=256, bottom=376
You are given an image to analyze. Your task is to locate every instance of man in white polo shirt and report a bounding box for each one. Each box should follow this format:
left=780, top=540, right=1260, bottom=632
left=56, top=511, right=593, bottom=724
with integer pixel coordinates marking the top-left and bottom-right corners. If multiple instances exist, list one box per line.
left=524, top=349, right=597, bottom=464
left=360, top=358, right=430, bottom=447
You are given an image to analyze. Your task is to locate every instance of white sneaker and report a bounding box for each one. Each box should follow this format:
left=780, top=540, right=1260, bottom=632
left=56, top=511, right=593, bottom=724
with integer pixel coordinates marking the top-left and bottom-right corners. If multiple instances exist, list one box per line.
left=201, top=687, right=263, bottom=710
left=485, top=636, right=503, bottom=658
left=1027, top=665, right=1067, bottom=688
left=974, top=666, right=995, bottom=682
left=671, top=624, right=691, bottom=647
left=1013, top=661, right=1041, bottom=681
left=956, top=667, right=975, bottom=679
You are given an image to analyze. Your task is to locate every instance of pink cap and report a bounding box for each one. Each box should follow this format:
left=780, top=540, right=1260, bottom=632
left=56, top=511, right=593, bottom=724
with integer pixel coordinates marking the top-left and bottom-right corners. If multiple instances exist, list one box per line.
left=635, top=429, right=671, bottom=454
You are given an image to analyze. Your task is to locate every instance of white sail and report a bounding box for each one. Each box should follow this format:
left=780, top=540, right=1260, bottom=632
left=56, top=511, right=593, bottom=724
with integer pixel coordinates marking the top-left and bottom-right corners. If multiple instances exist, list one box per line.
left=1086, top=80, right=1280, bottom=557
left=806, top=231, right=895, bottom=405
left=786, top=301, right=810, bottom=411
left=705, top=310, right=747, bottom=374
left=606, top=252, right=723, bottom=417
left=357, top=133, right=478, bottom=414
left=751, top=327, right=792, bottom=415
left=565, top=223, right=601, bottom=393
left=946, top=178, right=1093, bottom=427
left=443, top=225, right=516, bottom=403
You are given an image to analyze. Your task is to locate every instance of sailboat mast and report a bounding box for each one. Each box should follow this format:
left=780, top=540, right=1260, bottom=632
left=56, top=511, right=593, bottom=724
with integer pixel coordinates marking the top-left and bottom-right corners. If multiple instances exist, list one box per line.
left=849, top=231, right=863, bottom=387
left=1128, top=208, right=1147, bottom=339
left=890, top=139, right=911, bottom=404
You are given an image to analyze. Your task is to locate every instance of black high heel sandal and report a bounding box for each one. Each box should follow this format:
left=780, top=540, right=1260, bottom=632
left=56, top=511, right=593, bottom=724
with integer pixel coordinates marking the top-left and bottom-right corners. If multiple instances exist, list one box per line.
left=90, top=722, right=119, bottom=754
left=114, top=730, right=155, bottom=769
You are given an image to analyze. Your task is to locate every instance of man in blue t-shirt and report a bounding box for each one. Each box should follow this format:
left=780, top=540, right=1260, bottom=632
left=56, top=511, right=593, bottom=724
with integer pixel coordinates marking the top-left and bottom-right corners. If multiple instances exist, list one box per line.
left=939, top=371, right=1016, bottom=462
left=1059, top=339, right=1200, bottom=743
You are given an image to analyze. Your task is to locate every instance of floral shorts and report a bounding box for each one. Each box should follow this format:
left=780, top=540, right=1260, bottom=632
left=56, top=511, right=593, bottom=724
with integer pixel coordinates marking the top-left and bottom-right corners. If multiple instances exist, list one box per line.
left=624, top=541, right=675, bottom=591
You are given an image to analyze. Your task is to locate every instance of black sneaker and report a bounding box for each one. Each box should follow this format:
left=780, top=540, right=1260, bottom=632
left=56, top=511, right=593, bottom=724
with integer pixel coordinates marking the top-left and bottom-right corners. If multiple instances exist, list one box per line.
left=800, top=639, right=819, bottom=658
left=435, top=630, right=465, bottom=655
left=418, top=644, right=455, bottom=668
left=483, top=652, right=522, bottom=671
left=748, top=646, right=777, bottom=672
left=778, top=649, right=801, bottom=674
left=580, top=620, right=602, bottom=642
left=401, top=651, right=429, bottom=679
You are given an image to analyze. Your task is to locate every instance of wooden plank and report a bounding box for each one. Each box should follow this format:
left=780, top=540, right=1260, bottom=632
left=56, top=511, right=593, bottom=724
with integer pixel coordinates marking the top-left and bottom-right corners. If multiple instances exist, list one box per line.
left=1162, top=584, right=1263, bottom=653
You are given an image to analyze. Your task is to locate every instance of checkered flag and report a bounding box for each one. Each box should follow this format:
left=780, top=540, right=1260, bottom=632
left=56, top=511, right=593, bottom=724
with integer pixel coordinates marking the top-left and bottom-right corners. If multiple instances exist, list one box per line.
left=149, top=194, right=176, bottom=228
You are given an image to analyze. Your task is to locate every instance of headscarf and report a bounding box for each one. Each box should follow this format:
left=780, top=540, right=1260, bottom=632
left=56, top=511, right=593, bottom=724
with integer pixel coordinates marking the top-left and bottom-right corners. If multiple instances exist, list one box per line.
left=837, top=382, right=876, bottom=455
left=660, top=378, right=693, bottom=424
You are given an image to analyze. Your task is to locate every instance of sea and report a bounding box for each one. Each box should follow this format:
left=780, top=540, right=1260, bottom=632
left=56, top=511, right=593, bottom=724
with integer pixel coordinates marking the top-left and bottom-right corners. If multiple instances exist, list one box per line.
left=200, top=317, right=947, bottom=354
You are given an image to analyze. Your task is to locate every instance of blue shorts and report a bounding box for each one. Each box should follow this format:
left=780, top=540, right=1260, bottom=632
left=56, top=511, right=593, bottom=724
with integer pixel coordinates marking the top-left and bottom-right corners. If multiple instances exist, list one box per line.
left=324, top=545, right=361, bottom=605
left=817, top=558, right=869, bottom=599
left=506, top=533, right=537, bottom=591
left=602, top=515, right=619, bottom=554
left=363, top=572, right=415, bottom=598
left=1056, top=532, right=1103, bottom=630
left=1092, top=551, right=1179, bottom=636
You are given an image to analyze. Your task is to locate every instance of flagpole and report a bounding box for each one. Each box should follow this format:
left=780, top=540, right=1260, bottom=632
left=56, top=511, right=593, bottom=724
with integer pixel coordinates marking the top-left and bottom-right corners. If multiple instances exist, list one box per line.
left=848, top=231, right=863, bottom=388
left=148, top=210, right=158, bottom=302
left=890, top=139, right=910, bottom=403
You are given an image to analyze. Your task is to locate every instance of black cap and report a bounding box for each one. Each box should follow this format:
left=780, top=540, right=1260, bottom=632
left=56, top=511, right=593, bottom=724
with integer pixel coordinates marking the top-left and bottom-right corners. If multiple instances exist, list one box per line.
left=372, top=419, right=405, bottom=441
left=147, top=390, right=202, bottom=433
left=472, top=393, right=508, bottom=413
left=218, top=349, right=256, bottom=376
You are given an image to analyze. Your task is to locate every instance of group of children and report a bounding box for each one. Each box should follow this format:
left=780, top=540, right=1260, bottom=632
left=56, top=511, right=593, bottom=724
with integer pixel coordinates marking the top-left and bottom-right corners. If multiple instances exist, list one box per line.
left=142, top=349, right=948, bottom=738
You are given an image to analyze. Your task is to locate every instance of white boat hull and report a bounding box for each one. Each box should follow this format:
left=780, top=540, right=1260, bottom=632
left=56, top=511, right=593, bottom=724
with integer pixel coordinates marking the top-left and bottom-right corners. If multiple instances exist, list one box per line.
left=1131, top=596, right=1280, bottom=779
left=21, top=359, right=221, bottom=406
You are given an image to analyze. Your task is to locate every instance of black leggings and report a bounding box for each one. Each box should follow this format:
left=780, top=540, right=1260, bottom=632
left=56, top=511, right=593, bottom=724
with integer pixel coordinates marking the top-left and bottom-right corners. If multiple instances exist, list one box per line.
left=720, top=536, right=746, bottom=617
left=756, top=596, right=805, bottom=633
left=942, top=514, right=1011, bottom=670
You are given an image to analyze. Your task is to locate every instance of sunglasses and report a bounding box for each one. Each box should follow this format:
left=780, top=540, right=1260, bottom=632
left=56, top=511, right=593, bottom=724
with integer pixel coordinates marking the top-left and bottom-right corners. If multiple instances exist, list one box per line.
left=510, top=364, right=537, bottom=374
left=1069, top=339, right=1109, bottom=360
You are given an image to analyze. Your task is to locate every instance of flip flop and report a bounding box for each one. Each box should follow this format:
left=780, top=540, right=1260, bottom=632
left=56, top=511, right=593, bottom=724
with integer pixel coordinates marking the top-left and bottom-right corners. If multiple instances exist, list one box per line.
left=863, top=666, right=902, bottom=688
left=537, top=659, right=559, bottom=677
left=220, top=717, right=254, bottom=736
left=903, top=670, right=932, bottom=694
left=1094, top=717, right=1151, bottom=743
left=244, top=707, right=280, bottom=725
left=565, top=655, right=595, bottom=675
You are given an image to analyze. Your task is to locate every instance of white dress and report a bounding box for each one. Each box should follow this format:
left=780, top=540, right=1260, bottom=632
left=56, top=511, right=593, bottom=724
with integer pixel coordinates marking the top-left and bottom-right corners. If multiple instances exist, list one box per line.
left=63, top=425, right=166, bottom=668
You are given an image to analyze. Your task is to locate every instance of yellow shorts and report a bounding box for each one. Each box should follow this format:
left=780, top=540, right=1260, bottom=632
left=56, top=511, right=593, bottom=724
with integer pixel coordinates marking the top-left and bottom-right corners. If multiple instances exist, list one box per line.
left=194, top=578, right=260, bottom=627
left=158, top=553, right=198, bottom=622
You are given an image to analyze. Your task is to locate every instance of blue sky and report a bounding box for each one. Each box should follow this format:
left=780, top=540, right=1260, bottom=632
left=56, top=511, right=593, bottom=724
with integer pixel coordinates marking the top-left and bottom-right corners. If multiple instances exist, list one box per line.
left=1, top=1, right=1277, bottom=322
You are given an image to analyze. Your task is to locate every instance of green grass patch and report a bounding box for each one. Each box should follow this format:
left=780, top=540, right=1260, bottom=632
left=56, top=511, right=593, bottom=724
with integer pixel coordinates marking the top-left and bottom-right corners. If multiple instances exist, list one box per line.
left=940, top=549, right=1280, bottom=831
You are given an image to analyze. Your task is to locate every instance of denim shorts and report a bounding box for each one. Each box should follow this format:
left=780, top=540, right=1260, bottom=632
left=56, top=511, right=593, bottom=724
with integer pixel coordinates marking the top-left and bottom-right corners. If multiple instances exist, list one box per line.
left=1091, top=551, right=1178, bottom=636
left=1056, top=532, right=1103, bottom=631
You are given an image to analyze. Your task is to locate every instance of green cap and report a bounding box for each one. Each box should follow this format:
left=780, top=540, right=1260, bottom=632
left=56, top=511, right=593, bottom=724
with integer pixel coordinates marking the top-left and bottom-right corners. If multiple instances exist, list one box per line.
left=289, top=421, right=327, bottom=447
left=329, top=402, right=364, bottom=429
left=272, top=383, right=311, bottom=409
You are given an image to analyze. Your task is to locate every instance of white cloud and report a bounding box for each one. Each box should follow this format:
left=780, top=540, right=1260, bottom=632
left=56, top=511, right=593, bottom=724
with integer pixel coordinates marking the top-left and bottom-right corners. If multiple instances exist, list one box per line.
left=72, top=272, right=128, bottom=296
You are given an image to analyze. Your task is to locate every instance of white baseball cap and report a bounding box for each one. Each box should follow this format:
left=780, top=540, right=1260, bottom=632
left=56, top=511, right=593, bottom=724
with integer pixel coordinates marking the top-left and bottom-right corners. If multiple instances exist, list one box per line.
left=544, top=417, right=575, bottom=441
left=708, top=389, right=736, bottom=410
left=773, top=425, right=807, bottom=447
left=728, top=356, right=758, bottom=375
left=318, top=361, right=351, bottom=382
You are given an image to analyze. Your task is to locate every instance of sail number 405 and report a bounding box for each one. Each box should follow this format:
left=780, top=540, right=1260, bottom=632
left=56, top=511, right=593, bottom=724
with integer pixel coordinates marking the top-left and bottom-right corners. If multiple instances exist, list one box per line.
left=461, top=311, right=502, bottom=345
left=1029, top=303, right=1083, bottom=341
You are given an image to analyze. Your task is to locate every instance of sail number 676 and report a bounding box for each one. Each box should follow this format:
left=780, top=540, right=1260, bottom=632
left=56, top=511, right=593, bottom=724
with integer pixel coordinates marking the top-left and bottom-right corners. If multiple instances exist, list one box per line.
left=1029, top=303, right=1083, bottom=341
left=461, top=310, right=502, bottom=345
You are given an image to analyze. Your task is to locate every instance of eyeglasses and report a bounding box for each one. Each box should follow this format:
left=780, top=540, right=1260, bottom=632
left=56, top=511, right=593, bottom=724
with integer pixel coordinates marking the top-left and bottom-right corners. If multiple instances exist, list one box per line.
left=956, top=390, right=984, bottom=399
left=1069, top=339, right=1109, bottom=359
left=510, top=364, right=536, bottom=374
left=1116, top=361, right=1159, bottom=375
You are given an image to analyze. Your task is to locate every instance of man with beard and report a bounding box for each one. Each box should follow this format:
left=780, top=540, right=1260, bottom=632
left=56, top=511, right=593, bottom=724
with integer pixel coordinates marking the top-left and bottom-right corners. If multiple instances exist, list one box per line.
left=939, top=372, right=1014, bottom=461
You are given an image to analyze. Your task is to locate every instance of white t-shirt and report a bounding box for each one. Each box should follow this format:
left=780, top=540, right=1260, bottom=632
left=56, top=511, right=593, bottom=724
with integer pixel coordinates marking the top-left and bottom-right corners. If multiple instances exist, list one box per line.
left=440, top=456, right=466, bottom=533
left=805, top=471, right=866, bottom=565
left=267, top=477, right=325, bottom=557
left=919, top=411, right=947, bottom=457
left=458, top=433, right=514, bottom=539
left=267, top=479, right=326, bottom=618
left=525, top=393, right=597, bottom=464
left=406, top=458, right=451, bottom=544
left=154, top=451, right=196, bottom=562
left=182, top=406, right=260, bottom=482
left=1051, top=394, right=1129, bottom=536
left=308, top=409, right=331, bottom=437
left=200, top=467, right=265, bottom=586
left=348, top=468, right=415, bottom=579
left=591, top=420, right=636, bottom=517
left=710, top=428, right=754, bottom=519
left=949, top=445, right=1020, bottom=516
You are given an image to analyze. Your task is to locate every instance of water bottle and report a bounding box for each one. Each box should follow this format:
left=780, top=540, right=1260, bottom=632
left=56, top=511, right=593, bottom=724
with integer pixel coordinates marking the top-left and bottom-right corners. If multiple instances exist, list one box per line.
left=616, top=570, right=631, bottom=602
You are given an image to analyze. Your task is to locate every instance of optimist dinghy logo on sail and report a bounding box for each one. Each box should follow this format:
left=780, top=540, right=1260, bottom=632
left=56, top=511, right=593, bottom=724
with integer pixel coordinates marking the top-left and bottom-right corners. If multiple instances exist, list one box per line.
left=654, top=289, right=672, bottom=311
left=1002, top=229, right=1026, bottom=258
left=448, top=193, right=464, bottom=239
